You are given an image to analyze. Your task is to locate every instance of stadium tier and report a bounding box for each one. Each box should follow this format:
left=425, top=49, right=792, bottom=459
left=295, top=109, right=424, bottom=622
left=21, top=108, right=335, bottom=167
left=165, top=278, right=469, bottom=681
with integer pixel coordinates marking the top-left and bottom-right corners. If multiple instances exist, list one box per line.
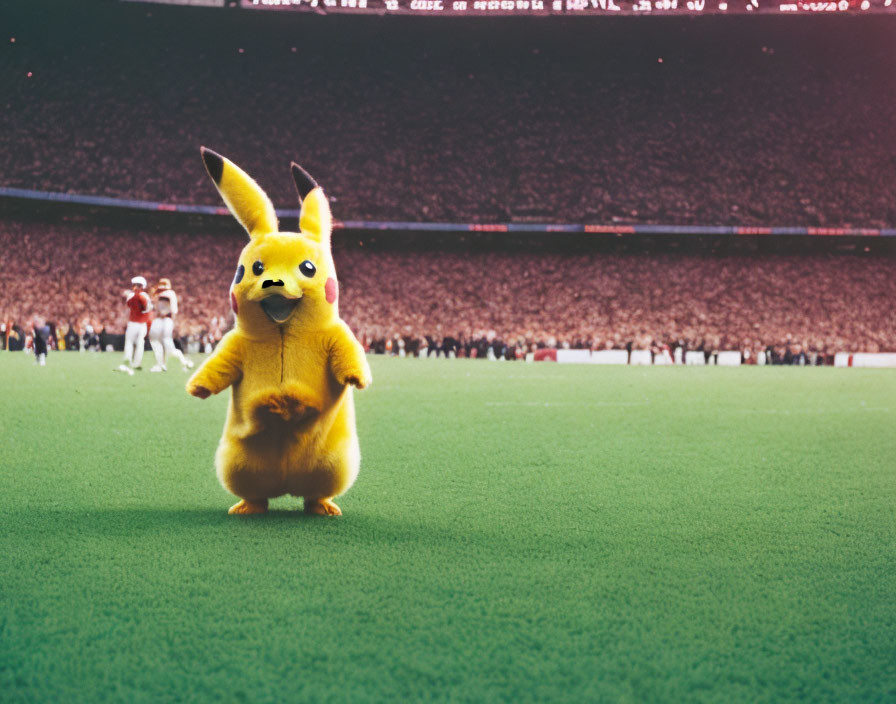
left=2, top=214, right=895, bottom=356
left=3, top=3, right=895, bottom=227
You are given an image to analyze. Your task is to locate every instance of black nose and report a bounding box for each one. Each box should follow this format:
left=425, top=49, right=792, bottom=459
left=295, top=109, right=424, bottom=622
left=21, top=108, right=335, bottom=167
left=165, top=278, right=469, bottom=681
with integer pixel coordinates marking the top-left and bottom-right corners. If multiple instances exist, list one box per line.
left=262, top=279, right=284, bottom=289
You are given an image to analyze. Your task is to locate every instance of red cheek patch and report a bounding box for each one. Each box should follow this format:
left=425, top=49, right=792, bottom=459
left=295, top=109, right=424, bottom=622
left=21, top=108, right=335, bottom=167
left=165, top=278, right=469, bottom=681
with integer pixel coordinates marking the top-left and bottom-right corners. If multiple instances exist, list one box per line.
left=325, top=277, right=338, bottom=304
left=230, top=289, right=238, bottom=314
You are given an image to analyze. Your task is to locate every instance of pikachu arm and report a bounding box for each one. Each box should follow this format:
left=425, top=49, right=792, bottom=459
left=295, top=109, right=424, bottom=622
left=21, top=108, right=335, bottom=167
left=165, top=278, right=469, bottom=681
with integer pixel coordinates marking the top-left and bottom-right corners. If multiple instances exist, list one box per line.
left=186, top=331, right=244, bottom=398
left=329, top=321, right=372, bottom=390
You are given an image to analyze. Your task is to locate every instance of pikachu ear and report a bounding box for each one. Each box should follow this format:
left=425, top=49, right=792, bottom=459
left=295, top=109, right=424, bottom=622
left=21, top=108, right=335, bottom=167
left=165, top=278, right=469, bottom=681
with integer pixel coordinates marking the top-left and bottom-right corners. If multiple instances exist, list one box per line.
left=201, top=147, right=278, bottom=239
left=292, top=162, right=332, bottom=247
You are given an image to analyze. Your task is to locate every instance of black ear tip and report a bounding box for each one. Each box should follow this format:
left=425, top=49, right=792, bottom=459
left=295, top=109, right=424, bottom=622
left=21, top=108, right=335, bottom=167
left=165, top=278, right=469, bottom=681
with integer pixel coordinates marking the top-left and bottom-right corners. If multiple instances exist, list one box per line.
left=202, top=147, right=225, bottom=184
left=291, top=162, right=318, bottom=199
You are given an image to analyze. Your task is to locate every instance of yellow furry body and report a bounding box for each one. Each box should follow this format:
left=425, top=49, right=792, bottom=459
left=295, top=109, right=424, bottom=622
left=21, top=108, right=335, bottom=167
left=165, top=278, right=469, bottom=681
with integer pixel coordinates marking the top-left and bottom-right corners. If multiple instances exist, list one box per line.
left=187, top=149, right=370, bottom=515
left=194, top=321, right=364, bottom=505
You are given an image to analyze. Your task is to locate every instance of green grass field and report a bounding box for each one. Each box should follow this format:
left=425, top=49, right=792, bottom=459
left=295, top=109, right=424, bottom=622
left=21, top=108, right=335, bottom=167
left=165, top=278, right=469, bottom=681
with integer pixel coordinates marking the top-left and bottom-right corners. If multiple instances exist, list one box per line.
left=1, top=353, right=894, bottom=702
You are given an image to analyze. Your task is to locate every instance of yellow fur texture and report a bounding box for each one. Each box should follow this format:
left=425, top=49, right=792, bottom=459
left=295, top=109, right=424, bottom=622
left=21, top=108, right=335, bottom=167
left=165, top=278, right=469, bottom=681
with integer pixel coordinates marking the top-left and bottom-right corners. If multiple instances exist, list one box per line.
left=187, top=148, right=371, bottom=516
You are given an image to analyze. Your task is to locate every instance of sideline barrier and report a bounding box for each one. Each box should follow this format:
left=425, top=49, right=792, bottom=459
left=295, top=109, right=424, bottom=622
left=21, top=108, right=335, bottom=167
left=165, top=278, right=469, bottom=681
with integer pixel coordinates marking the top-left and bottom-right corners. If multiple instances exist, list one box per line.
left=629, top=349, right=652, bottom=366
left=716, top=351, right=742, bottom=366
left=851, top=353, right=896, bottom=367
left=685, top=351, right=706, bottom=365
left=835, top=352, right=896, bottom=368
left=537, top=349, right=748, bottom=365
left=556, top=349, right=591, bottom=364
left=536, top=349, right=893, bottom=367
left=3, top=187, right=896, bottom=237
left=591, top=350, right=630, bottom=365
left=653, top=351, right=673, bottom=365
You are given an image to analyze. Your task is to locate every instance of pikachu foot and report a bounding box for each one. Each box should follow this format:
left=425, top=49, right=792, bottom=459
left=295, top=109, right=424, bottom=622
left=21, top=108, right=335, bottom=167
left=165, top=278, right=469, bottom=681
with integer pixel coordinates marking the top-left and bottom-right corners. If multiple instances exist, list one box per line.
left=228, top=499, right=269, bottom=515
left=304, top=498, right=342, bottom=517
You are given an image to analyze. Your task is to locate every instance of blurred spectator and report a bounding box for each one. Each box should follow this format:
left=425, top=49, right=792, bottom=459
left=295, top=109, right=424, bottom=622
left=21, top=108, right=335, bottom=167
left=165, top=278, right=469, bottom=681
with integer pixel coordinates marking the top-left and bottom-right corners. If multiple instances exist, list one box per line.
left=30, top=316, right=50, bottom=366
left=63, top=325, right=79, bottom=351
left=6, top=322, right=26, bottom=351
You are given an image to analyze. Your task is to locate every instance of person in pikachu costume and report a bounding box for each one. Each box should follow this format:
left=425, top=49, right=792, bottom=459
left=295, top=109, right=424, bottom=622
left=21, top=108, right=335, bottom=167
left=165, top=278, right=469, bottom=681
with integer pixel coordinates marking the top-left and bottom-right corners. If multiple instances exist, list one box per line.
left=187, top=147, right=371, bottom=517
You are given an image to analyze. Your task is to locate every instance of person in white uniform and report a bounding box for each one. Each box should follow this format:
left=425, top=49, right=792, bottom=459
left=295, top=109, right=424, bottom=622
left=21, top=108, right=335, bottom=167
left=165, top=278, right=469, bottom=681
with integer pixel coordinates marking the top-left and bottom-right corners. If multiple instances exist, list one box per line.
left=148, top=278, right=193, bottom=372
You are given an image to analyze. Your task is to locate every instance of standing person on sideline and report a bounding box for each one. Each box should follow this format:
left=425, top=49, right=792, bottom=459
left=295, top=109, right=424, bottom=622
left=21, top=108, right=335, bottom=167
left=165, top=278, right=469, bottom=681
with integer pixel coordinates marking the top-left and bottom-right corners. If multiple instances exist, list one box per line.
left=148, top=278, right=193, bottom=372
left=117, top=276, right=152, bottom=375
left=31, top=316, right=50, bottom=366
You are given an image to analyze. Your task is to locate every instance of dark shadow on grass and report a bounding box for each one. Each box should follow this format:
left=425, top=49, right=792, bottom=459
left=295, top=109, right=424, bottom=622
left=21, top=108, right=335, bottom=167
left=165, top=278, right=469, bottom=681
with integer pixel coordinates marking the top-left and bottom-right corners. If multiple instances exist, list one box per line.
left=11, top=506, right=348, bottom=533
left=6, top=504, right=596, bottom=557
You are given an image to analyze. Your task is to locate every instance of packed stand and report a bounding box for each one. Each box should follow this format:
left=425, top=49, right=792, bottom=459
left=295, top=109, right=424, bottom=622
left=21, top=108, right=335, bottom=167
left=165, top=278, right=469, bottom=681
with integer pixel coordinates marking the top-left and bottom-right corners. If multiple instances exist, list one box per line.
left=3, top=5, right=895, bottom=228
left=2, top=219, right=895, bottom=361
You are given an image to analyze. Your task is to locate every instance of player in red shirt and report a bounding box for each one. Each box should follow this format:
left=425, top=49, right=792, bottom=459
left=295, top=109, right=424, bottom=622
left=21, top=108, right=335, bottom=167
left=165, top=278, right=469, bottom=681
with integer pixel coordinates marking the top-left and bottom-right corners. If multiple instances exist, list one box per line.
left=117, top=276, right=152, bottom=375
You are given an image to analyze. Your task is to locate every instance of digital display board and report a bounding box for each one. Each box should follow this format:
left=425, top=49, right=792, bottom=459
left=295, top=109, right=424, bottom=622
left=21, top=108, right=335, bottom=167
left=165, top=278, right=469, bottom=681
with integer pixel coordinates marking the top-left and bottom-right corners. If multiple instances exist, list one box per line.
left=241, top=0, right=894, bottom=13
left=123, top=0, right=226, bottom=6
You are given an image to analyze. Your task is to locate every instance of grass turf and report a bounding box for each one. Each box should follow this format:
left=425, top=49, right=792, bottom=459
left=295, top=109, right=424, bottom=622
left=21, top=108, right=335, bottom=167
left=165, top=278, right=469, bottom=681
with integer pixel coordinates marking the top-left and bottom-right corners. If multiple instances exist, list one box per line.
left=1, top=353, right=894, bottom=702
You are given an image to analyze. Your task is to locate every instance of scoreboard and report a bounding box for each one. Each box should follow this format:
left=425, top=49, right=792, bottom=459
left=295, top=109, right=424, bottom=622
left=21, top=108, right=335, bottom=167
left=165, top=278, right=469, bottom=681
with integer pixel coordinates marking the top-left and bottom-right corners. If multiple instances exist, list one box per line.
left=240, top=0, right=895, bottom=12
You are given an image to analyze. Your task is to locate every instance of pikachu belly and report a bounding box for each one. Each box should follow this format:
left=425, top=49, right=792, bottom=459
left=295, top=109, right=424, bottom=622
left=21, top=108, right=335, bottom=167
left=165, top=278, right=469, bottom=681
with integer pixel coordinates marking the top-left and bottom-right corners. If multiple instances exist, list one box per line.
left=215, top=390, right=360, bottom=501
left=225, top=334, right=340, bottom=437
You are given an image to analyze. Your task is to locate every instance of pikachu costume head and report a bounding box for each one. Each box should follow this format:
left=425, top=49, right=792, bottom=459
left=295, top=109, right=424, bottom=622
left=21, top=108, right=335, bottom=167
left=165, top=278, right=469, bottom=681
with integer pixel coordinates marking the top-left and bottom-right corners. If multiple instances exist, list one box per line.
left=203, top=148, right=339, bottom=335
left=187, top=148, right=371, bottom=517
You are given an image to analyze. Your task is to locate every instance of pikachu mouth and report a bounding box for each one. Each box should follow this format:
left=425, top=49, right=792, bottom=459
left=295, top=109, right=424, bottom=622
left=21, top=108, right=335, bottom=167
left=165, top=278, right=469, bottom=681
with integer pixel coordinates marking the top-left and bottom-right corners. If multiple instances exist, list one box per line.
left=260, top=294, right=300, bottom=324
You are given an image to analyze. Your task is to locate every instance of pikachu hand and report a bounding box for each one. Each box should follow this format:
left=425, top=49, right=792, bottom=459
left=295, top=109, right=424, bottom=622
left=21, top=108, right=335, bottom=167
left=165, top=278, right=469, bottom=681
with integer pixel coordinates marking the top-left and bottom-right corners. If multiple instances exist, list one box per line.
left=340, top=367, right=371, bottom=390
left=188, top=383, right=212, bottom=399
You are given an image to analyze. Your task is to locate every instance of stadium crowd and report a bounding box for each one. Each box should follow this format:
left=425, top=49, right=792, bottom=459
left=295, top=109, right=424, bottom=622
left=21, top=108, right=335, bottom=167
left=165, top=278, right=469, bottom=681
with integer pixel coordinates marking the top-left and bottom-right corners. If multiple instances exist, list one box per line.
left=3, top=5, right=895, bottom=363
left=2, top=219, right=894, bottom=361
left=3, top=6, right=895, bottom=228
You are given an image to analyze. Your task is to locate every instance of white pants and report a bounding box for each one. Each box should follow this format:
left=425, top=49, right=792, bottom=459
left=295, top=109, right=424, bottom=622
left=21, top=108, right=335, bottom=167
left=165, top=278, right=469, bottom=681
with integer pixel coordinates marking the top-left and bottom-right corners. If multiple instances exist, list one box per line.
left=149, top=317, right=186, bottom=368
left=124, top=321, right=148, bottom=367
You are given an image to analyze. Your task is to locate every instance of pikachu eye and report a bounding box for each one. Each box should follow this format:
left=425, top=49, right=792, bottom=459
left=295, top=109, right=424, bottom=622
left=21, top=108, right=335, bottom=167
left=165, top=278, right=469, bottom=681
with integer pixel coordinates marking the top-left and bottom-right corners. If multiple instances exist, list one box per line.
left=252, top=261, right=264, bottom=276
left=299, top=260, right=316, bottom=278
left=233, top=264, right=245, bottom=285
